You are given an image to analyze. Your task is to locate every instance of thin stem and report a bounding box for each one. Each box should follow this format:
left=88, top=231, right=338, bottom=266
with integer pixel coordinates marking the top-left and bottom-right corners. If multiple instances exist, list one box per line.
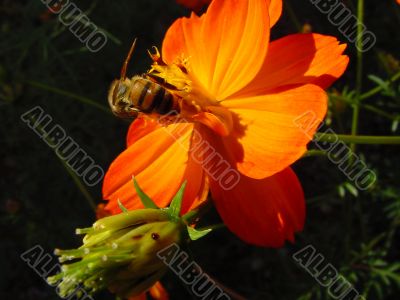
left=182, top=200, right=213, bottom=224
left=330, top=94, right=400, bottom=121
left=35, top=118, right=97, bottom=212
left=303, top=150, right=327, bottom=157
left=25, top=80, right=110, bottom=114
left=284, top=1, right=302, bottom=32
left=363, top=104, right=400, bottom=121
left=59, top=159, right=97, bottom=211
left=350, top=0, right=365, bottom=154
left=351, top=0, right=370, bottom=259
left=315, top=133, right=400, bottom=145
left=182, top=209, right=199, bottom=223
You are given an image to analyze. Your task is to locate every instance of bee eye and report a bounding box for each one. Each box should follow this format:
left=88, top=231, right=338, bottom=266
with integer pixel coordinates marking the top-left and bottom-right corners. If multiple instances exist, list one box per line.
left=116, top=84, right=127, bottom=98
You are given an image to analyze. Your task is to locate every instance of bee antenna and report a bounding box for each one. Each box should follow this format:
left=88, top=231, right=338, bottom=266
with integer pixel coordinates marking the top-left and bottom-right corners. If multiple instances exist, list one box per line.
left=120, top=38, right=138, bottom=80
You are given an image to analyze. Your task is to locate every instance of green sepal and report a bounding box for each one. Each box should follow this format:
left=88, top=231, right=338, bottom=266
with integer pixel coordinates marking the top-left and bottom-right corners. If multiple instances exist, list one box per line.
left=132, top=176, right=159, bottom=209
left=187, top=226, right=212, bottom=241
left=166, top=181, right=187, bottom=221
left=118, top=199, right=129, bottom=213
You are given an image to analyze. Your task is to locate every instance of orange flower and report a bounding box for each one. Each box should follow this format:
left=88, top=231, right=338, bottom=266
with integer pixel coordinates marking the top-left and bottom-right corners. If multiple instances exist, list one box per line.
left=103, top=0, right=348, bottom=247
left=38, top=1, right=63, bottom=22
left=129, top=281, right=169, bottom=300
left=95, top=203, right=111, bottom=219
left=176, top=0, right=211, bottom=11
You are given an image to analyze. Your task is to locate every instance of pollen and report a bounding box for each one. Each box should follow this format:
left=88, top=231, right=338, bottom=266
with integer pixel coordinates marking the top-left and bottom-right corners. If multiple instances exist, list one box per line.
left=147, top=49, right=218, bottom=114
left=146, top=49, right=233, bottom=136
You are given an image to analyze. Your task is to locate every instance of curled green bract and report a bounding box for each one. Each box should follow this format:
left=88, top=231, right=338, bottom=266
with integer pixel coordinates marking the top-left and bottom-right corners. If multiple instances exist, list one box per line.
left=48, top=208, right=185, bottom=298
left=47, top=181, right=212, bottom=299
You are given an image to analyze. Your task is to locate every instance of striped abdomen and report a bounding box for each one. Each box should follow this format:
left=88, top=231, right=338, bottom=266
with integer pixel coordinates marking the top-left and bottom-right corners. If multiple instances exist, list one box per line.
left=130, top=76, right=178, bottom=115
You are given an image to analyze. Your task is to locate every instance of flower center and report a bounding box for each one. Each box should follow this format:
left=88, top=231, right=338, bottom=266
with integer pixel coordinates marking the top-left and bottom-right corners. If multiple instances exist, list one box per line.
left=147, top=49, right=233, bottom=136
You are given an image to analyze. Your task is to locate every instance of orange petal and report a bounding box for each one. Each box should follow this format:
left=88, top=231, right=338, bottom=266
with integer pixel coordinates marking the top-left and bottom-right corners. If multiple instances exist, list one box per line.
left=126, top=116, right=160, bottom=147
left=95, top=203, right=111, bottom=219
left=269, top=0, right=282, bottom=27
left=234, top=33, right=349, bottom=97
left=102, top=120, right=208, bottom=215
left=162, top=0, right=270, bottom=100
left=209, top=167, right=305, bottom=247
left=149, top=281, right=169, bottom=300
left=192, top=106, right=233, bottom=137
left=220, top=84, right=327, bottom=179
left=162, top=17, right=187, bottom=65
left=128, top=294, right=147, bottom=300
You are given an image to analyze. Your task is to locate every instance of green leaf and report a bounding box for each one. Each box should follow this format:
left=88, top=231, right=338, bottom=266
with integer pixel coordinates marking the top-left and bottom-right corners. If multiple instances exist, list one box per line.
left=368, top=74, right=395, bottom=97
left=344, top=182, right=359, bottom=197
left=118, top=199, right=128, bottom=213
left=167, top=181, right=187, bottom=220
left=368, top=74, right=389, bottom=90
left=132, top=176, right=159, bottom=209
left=391, top=120, right=399, bottom=132
left=338, top=185, right=346, bottom=198
left=187, top=226, right=212, bottom=241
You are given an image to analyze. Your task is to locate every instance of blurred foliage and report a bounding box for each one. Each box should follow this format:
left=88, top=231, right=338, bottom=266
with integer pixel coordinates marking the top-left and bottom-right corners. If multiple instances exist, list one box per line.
left=0, top=0, right=399, bottom=299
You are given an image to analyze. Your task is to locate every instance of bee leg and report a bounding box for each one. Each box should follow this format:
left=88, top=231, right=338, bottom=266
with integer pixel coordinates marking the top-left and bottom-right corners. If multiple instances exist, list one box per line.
left=148, top=46, right=164, bottom=65
left=191, top=100, right=202, bottom=112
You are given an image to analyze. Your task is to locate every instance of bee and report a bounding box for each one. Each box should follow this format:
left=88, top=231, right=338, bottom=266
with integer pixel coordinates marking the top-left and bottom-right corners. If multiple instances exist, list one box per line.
left=108, top=39, right=179, bottom=119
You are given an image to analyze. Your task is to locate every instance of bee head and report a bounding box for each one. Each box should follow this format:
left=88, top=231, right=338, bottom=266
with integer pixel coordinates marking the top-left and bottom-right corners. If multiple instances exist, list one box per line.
left=108, top=78, right=140, bottom=119
left=108, top=38, right=141, bottom=119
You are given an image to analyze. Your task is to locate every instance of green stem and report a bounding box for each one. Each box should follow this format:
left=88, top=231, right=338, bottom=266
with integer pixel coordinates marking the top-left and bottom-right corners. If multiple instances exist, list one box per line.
left=348, top=0, right=366, bottom=255
left=182, top=200, right=213, bottom=224
left=330, top=94, right=400, bottom=121
left=284, top=1, right=302, bottom=32
left=303, top=150, right=327, bottom=157
left=25, top=80, right=110, bottom=114
left=350, top=0, right=365, bottom=154
left=35, top=118, right=97, bottom=212
left=363, top=104, right=400, bottom=121
left=182, top=209, right=200, bottom=224
left=315, top=133, right=400, bottom=145
left=59, top=159, right=97, bottom=211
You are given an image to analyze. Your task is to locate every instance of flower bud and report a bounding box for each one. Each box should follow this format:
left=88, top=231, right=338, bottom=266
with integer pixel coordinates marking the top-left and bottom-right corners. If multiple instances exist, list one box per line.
left=48, top=208, right=185, bottom=299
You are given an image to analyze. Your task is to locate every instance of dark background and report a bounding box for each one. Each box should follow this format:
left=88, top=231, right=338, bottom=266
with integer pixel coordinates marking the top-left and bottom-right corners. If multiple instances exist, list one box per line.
left=1, top=0, right=399, bottom=299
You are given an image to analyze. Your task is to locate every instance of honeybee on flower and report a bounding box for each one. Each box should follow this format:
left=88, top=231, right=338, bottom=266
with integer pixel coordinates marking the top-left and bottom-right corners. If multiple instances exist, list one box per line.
left=108, top=39, right=180, bottom=120
left=104, top=0, right=349, bottom=247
